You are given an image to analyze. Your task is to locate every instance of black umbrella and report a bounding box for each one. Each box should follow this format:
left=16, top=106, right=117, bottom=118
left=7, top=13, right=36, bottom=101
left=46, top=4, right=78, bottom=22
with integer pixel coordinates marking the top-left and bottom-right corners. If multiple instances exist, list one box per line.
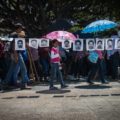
left=47, top=19, right=72, bottom=32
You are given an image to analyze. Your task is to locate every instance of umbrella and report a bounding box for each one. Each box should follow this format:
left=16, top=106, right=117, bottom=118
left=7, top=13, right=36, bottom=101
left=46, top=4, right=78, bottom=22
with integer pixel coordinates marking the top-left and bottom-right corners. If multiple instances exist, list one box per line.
left=45, top=31, right=76, bottom=42
left=82, top=20, right=117, bottom=33
left=47, top=19, right=72, bottom=32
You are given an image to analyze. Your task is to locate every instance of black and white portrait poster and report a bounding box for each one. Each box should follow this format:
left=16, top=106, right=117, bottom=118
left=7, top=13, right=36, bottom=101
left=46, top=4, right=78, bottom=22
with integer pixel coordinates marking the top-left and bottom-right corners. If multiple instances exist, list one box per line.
left=115, top=38, right=120, bottom=49
left=4, top=42, right=11, bottom=51
left=15, top=38, right=25, bottom=50
left=96, top=38, right=104, bottom=50
left=105, top=38, right=113, bottom=50
left=62, top=39, right=72, bottom=49
left=73, top=39, right=83, bottom=51
left=86, top=39, right=95, bottom=51
left=29, top=38, right=39, bottom=49
left=39, top=38, right=49, bottom=47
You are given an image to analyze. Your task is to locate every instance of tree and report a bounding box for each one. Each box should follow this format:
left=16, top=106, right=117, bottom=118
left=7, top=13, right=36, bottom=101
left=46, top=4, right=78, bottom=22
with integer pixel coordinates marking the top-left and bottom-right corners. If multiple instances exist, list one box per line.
left=0, top=0, right=120, bottom=37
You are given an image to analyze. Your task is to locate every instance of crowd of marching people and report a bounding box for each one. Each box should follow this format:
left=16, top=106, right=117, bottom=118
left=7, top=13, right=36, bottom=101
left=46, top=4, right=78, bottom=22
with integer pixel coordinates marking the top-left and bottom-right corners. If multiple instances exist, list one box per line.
left=0, top=23, right=120, bottom=90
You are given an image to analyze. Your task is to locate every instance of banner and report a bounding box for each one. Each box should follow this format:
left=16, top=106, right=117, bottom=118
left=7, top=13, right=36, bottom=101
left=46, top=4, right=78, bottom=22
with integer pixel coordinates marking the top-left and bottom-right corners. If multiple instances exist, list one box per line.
left=3, top=37, right=120, bottom=51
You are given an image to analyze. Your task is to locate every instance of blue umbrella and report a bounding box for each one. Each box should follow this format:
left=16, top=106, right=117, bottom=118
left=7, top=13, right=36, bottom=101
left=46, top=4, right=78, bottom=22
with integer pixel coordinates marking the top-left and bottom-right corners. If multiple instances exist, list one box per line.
left=82, top=20, right=117, bottom=33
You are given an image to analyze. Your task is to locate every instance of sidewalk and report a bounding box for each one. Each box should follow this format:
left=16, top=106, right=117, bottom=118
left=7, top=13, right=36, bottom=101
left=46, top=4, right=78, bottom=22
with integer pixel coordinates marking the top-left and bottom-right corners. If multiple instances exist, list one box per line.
left=0, top=81, right=120, bottom=120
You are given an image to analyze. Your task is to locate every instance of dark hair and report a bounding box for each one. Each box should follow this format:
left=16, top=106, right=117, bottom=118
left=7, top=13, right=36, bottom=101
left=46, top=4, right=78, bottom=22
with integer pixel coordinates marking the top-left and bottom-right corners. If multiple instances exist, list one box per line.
left=97, top=40, right=102, bottom=44
left=31, top=39, right=37, bottom=42
left=14, top=23, right=24, bottom=29
left=52, top=39, right=58, bottom=44
left=88, top=40, right=94, bottom=44
left=107, top=39, right=112, bottom=43
left=41, top=39, right=47, bottom=42
left=64, top=40, right=69, bottom=43
left=17, top=40, right=23, bottom=43
left=75, top=40, right=81, bottom=45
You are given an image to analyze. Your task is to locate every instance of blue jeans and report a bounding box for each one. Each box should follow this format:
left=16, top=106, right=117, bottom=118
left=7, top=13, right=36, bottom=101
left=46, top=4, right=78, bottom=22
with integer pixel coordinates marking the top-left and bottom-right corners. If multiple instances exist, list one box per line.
left=50, top=63, right=65, bottom=88
left=4, top=59, right=16, bottom=85
left=14, top=53, right=29, bottom=84
left=40, top=59, right=49, bottom=76
left=87, top=59, right=106, bottom=83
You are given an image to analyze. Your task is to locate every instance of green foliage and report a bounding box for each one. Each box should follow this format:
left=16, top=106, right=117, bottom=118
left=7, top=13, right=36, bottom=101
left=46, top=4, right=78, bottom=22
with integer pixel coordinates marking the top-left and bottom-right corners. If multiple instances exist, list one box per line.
left=0, top=0, right=120, bottom=36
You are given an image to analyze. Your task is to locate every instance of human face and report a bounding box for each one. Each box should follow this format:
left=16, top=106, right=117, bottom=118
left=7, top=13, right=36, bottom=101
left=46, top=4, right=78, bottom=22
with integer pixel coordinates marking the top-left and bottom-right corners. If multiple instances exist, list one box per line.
left=31, top=40, right=37, bottom=47
left=41, top=40, right=47, bottom=46
left=64, top=41, right=69, bottom=47
left=16, top=27, right=23, bottom=33
left=53, top=41, right=58, bottom=47
left=75, top=42, right=81, bottom=49
left=97, top=41, right=102, bottom=46
left=17, top=41, right=23, bottom=48
left=108, top=40, right=113, bottom=48
left=88, top=41, right=94, bottom=49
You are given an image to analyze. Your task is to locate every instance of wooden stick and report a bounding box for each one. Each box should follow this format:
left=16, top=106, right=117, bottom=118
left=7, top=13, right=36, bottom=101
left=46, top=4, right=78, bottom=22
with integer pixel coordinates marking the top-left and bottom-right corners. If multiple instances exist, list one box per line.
left=27, top=47, right=35, bottom=81
left=27, top=46, right=39, bottom=81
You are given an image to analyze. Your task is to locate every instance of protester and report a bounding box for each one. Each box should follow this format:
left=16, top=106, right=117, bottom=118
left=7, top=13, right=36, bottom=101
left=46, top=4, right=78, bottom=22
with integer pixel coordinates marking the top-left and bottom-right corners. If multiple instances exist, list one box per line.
left=87, top=50, right=108, bottom=84
left=49, top=39, right=68, bottom=90
left=73, top=51, right=85, bottom=79
left=39, top=47, right=50, bottom=81
left=4, top=23, right=30, bottom=89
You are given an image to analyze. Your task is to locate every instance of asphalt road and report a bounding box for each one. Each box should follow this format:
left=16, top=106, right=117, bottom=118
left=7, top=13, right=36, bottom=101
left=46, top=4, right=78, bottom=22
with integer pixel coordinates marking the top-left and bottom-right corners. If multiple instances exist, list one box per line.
left=0, top=81, right=120, bottom=120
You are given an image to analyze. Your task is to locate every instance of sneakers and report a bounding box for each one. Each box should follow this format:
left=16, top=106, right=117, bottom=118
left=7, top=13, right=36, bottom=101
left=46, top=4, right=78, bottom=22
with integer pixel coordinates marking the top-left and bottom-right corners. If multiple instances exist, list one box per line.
left=49, top=86, right=58, bottom=90
left=20, top=84, right=31, bottom=90
left=61, top=85, right=68, bottom=89
left=101, top=81, right=109, bottom=84
left=87, top=81, right=94, bottom=85
left=49, top=85, right=68, bottom=90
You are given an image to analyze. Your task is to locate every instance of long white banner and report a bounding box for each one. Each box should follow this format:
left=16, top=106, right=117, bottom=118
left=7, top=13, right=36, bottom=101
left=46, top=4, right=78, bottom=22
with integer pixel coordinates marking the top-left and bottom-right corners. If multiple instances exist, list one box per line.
left=3, top=38, right=120, bottom=51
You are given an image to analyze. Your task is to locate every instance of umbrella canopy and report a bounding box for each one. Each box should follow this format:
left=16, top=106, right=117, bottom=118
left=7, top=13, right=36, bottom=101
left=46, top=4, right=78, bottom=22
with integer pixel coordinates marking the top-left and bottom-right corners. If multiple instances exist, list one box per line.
left=47, top=19, right=72, bottom=32
left=82, top=20, right=117, bottom=33
left=45, top=31, right=76, bottom=42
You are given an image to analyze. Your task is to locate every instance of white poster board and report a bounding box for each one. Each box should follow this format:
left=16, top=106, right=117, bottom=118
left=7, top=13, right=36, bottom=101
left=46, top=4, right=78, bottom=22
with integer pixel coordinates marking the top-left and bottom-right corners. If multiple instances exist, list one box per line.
left=62, top=39, right=72, bottom=49
left=73, top=39, right=83, bottom=51
left=4, top=42, right=11, bottom=51
left=115, top=38, right=120, bottom=49
left=86, top=39, right=95, bottom=51
left=39, top=38, right=49, bottom=47
left=105, top=38, right=113, bottom=50
left=96, top=38, right=104, bottom=50
left=15, top=38, right=25, bottom=50
left=29, top=38, right=39, bottom=49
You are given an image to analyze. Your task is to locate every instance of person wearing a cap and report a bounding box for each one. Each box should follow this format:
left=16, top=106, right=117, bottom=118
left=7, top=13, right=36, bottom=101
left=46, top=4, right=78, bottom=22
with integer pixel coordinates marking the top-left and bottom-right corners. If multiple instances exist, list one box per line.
left=4, top=23, right=30, bottom=89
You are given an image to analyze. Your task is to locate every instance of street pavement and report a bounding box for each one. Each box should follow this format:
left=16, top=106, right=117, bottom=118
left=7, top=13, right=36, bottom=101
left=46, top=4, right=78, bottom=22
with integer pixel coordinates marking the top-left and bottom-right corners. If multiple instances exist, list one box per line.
left=0, top=81, right=120, bottom=120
